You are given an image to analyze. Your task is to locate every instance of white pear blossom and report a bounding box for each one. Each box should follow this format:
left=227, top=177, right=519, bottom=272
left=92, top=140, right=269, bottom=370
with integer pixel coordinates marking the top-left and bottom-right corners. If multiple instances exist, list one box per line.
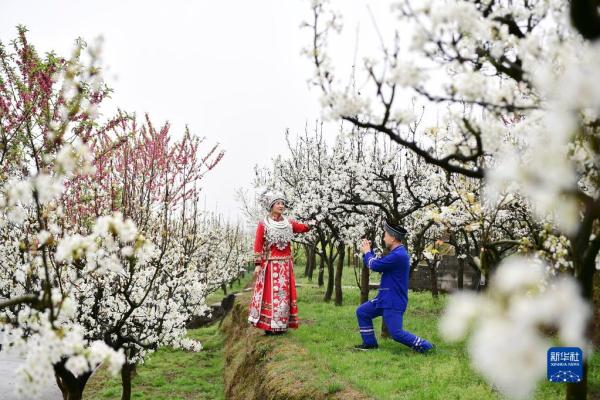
left=440, top=257, right=591, bottom=399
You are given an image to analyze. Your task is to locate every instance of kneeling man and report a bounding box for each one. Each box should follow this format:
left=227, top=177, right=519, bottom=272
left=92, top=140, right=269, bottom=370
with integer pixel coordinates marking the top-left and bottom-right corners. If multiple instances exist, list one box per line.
left=355, top=220, right=434, bottom=353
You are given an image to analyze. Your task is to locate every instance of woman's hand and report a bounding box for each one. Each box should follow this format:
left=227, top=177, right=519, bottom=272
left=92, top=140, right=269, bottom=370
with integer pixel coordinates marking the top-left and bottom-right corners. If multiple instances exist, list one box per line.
left=253, top=265, right=261, bottom=277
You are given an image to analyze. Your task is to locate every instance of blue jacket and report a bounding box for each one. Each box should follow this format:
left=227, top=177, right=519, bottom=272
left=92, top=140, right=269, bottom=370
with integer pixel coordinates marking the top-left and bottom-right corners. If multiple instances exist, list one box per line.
left=363, top=245, right=410, bottom=310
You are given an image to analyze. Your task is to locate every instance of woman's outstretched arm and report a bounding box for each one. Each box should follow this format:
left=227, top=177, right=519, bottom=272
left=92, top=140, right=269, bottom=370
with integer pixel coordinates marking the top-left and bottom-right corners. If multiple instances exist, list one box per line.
left=290, top=219, right=310, bottom=233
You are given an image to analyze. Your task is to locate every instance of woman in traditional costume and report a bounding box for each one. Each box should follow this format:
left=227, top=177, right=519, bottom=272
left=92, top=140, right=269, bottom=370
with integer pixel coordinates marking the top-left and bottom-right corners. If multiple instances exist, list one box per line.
left=248, top=191, right=310, bottom=335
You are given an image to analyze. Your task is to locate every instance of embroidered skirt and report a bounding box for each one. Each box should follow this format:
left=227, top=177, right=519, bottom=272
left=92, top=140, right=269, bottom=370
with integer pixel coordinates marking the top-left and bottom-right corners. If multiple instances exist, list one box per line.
left=248, top=258, right=299, bottom=331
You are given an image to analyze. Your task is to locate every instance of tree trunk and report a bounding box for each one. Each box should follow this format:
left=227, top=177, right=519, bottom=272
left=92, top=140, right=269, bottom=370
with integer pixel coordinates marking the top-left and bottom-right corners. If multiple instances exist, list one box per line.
left=54, top=370, right=66, bottom=399
left=592, top=271, right=600, bottom=347
left=429, top=260, right=439, bottom=298
left=324, top=258, right=335, bottom=302
left=120, top=362, right=136, bottom=400
left=303, top=244, right=311, bottom=277
left=457, top=257, right=464, bottom=290
left=317, top=254, right=325, bottom=287
left=479, top=247, right=500, bottom=291
left=566, top=258, right=596, bottom=399
left=347, top=246, right=351, bottom=268
left=308, top=246, right=316, bottom=281
left=221, top=283, right=227, bottom=295
left=360, top=264, right=370, bottom=304
left=565, top=361, right=589, bottom=400
left=469, top=261, right=481, bottom=291
left=54, top=360, right=92, bottom=400
left=334, top=246, right=345, bottom=306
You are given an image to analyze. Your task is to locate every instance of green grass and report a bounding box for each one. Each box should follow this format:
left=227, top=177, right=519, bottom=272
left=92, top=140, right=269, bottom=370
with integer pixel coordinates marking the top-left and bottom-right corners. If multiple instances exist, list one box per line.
left=84, top=259, right=600, bottom=400
left=84, top=324, right=226, bottom=400
left=287, top=265, right=600, bottom=400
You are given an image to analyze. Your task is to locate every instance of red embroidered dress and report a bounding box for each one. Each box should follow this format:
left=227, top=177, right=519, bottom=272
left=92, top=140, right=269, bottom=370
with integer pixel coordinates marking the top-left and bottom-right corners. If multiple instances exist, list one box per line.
left=248, top=216, right=310, bottom=331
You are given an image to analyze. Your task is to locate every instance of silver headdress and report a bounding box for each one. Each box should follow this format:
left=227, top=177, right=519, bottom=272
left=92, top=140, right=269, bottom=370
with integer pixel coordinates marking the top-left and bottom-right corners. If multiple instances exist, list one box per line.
left=260, top=190, right=287, bottom=211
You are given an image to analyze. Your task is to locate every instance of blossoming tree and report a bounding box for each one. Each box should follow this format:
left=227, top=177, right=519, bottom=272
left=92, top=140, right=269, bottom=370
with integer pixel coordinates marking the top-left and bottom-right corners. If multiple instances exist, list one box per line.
left=305, top=0, right=597, bottom=398
left=0, top=28, right=249, bottom=400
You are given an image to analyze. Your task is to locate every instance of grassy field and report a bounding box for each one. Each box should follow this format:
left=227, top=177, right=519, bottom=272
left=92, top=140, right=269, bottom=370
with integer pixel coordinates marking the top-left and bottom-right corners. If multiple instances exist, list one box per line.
left=290, top=283, right=600, bottom=399
left=85, top=259, right=600, bottom=399
left=85, top=323, right=225, bottom=400
left=291, top=260, right=599, bottom=399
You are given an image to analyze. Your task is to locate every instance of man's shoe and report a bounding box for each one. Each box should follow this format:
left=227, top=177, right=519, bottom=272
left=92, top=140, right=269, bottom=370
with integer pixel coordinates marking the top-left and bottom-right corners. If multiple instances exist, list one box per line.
left=353, top=343, right=379, bottom=351
left=418, top=343, right=436, bottom=354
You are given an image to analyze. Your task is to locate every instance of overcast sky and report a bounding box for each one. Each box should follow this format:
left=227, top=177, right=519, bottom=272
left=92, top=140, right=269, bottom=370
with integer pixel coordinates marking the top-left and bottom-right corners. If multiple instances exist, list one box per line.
left=1, top=0, right=396, bottom=222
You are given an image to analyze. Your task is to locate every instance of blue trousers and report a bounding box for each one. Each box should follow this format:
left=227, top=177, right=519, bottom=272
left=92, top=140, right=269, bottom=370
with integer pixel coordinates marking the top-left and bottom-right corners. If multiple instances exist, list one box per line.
left=356, top=300, right=433, bottom=353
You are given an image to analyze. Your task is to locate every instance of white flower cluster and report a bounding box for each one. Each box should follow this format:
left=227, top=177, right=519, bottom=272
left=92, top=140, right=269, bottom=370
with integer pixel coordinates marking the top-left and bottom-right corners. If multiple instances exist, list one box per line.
left=1, top=303, right=125, bottom=397
left=440, top=257, right=591, bottom=399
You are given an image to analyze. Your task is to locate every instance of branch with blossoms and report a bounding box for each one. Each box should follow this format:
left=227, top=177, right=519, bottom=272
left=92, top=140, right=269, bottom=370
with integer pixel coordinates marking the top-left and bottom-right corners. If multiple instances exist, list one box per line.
left=63, top=112, right=223, bottom=230
left=304, top=1, right=599, bottom=398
